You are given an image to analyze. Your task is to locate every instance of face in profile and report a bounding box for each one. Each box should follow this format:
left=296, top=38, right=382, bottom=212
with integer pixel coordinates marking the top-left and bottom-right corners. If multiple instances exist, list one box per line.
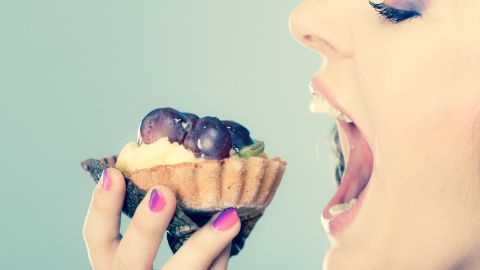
left=289, top=0, right=480, bottom=269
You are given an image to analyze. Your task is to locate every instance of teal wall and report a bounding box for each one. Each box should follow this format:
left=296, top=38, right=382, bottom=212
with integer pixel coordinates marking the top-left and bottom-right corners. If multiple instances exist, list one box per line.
left=0, top=1, right=336, bottom=269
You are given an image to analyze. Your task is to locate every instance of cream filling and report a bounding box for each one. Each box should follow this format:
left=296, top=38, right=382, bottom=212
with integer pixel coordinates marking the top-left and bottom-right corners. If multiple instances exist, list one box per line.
left=115, top=137, right=203, bottom=173
left=309, top=95, right=353, bottom=123
left=328, top=198, right=357, bottom=217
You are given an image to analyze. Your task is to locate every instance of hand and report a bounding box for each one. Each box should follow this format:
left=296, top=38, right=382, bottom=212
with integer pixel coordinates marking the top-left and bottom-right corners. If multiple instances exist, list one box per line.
left=83, top=168, right=241, bottom=270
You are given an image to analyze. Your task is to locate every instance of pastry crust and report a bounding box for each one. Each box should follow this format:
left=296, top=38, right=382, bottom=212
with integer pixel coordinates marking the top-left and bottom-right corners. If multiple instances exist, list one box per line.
left=123, top=156, right=287, bottom=212
left=82, top=152, right=286, bottom=257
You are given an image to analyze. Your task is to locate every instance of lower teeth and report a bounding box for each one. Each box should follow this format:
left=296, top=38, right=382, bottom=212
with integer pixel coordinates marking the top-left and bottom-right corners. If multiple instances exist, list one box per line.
left=328, top=198, right=357, bottom=217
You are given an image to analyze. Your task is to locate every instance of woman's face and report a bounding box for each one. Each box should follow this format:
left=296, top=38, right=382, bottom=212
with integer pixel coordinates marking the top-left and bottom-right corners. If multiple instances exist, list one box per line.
left=290, top=0, right=480, bottom=269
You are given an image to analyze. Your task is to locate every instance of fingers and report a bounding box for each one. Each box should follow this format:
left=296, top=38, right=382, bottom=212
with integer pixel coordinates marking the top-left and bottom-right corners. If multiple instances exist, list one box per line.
left=208, top=244, right=231, bottom=270
left=83, top=167, right=238, bottom=270
left=83, top=168, right=125, bottom=269
left=161, top=208, right=240, bottom=270
left=113, top=186, right=177, bottom=270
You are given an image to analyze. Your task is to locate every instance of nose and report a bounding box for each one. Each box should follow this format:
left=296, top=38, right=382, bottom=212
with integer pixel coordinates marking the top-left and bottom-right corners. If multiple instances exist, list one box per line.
left=289, top=1, right=353, bottom=59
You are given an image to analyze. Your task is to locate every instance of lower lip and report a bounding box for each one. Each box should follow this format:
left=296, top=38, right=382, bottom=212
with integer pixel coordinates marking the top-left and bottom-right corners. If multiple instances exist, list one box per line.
left=321, top=180, right=371, bottom=235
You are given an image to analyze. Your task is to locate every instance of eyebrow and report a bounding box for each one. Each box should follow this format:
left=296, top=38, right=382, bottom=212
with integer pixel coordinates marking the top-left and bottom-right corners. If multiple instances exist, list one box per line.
left=385, top=0, right=427, bottom=11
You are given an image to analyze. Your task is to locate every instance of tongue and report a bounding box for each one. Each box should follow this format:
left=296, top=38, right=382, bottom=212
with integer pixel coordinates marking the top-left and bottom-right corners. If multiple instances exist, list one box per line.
left=322, top=121, right=373, bottom=219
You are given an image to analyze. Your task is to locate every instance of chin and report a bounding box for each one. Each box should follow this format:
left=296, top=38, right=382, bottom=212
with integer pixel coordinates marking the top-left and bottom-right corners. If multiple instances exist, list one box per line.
left=322, top=246, right=377, bottom=270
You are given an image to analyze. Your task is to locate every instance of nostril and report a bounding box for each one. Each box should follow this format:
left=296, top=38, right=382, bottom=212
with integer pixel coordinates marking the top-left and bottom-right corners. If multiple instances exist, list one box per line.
left=303, top=35, right=314, bottom=42
left=289, top=1, right=353, bottom=59
left=303, top=34, right=338, bottom=56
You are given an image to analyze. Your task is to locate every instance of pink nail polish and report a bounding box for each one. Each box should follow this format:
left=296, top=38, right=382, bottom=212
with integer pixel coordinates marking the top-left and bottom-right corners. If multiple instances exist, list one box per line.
left=101, top=169, right=111, bottom=190
left=212, top=208, right=239, bottom=231
left=149, top=189, right=166, bottom=212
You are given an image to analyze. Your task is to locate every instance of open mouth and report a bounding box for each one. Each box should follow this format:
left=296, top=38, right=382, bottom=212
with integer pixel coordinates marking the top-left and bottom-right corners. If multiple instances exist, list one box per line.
left=309, top=78, right=374, bottom=234
left=323, top=120, right=373, bottom=219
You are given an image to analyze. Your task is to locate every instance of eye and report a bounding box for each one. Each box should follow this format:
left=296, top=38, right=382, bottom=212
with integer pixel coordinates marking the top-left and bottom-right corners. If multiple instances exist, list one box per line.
left=368, top=0, right=422, bottom=24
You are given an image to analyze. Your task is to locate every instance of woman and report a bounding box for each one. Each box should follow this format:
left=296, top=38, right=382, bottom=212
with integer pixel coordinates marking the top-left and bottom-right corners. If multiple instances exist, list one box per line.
left=83, top=0, right=480, bottom=269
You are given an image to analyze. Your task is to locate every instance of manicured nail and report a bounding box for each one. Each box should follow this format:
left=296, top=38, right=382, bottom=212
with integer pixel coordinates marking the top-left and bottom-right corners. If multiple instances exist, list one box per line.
left=101, top=169, right=111, bottom=190
left=149, top=189, right=166, bottom=212
left=212, top=208, right=239, bottom=231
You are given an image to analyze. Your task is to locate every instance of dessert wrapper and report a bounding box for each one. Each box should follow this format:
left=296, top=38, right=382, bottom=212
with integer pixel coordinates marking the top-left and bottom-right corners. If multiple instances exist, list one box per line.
left=81, top=155, right=286, bottom=256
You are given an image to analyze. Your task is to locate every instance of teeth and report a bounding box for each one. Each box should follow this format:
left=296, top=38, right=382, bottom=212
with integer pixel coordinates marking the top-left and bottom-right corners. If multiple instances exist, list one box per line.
left=328, top=198, right=357, bottom=217
left=309, top=95, right=353, bottom=123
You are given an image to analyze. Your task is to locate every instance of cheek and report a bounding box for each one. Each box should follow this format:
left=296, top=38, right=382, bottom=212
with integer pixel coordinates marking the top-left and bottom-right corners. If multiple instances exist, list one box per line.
left=357, top=23, right=480, bottom=162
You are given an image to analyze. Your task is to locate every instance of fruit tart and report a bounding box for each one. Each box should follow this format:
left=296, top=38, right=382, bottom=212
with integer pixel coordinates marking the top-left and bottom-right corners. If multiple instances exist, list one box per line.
left=81, top=107, right=287, bottom=256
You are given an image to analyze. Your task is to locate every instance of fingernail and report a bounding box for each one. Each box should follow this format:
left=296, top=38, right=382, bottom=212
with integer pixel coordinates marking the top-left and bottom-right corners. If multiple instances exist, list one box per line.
left=101, top=169, right=111, bottom=190
left=212, top=208, right=239, bottom=231
left=149, top=189, right=166, bottom=212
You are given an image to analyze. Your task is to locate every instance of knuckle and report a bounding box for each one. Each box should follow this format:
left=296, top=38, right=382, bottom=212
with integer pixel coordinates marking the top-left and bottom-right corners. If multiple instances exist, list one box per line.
left=131, top=215, right=158, bottom=236
left=82, top=212, right=94, bottom=244
left=82, top=224, right=95, bottom=246
left=82, top=221, right=107, bottom=249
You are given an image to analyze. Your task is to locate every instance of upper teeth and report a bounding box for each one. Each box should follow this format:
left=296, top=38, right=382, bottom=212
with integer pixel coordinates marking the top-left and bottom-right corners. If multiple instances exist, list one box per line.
left=309, top=94, right=353, bottom=123
left=328, top=198, right=357, bottom=217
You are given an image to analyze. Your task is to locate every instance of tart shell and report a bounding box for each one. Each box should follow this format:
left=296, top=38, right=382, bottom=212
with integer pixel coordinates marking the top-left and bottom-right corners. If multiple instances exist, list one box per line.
left=81, top=154, right=287, bottom=256
left=125, top=156, right=286, bottom=214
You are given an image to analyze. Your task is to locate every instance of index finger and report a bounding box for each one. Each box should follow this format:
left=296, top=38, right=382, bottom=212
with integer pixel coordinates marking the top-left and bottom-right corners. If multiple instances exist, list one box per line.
left=83, top=168, right=125, bottom=268
left=113, top=186, right=177, bottom=270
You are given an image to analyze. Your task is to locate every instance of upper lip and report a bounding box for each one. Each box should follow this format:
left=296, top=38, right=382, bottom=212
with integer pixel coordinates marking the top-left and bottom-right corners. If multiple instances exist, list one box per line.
left=309, top=75, right=375, bottom=156
left=309, top=76, right=355, bottom=124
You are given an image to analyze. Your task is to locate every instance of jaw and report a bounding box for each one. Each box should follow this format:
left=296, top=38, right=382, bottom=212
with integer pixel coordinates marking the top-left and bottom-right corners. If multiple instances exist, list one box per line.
left=326, top=125, right=480, bottom=268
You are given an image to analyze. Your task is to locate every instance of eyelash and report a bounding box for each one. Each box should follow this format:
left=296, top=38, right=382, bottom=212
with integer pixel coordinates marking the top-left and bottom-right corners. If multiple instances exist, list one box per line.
left=368, top=0, right=422, bottom=24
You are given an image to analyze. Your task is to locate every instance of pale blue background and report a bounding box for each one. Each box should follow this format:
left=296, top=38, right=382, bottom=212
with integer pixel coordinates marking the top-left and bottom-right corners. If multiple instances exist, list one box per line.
left=0, top=1, right=337, bottom=269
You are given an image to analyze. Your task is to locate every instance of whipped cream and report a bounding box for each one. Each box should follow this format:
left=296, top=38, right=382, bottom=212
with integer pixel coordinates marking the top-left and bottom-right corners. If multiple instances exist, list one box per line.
left=115, top=137, right=203, bottom=173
